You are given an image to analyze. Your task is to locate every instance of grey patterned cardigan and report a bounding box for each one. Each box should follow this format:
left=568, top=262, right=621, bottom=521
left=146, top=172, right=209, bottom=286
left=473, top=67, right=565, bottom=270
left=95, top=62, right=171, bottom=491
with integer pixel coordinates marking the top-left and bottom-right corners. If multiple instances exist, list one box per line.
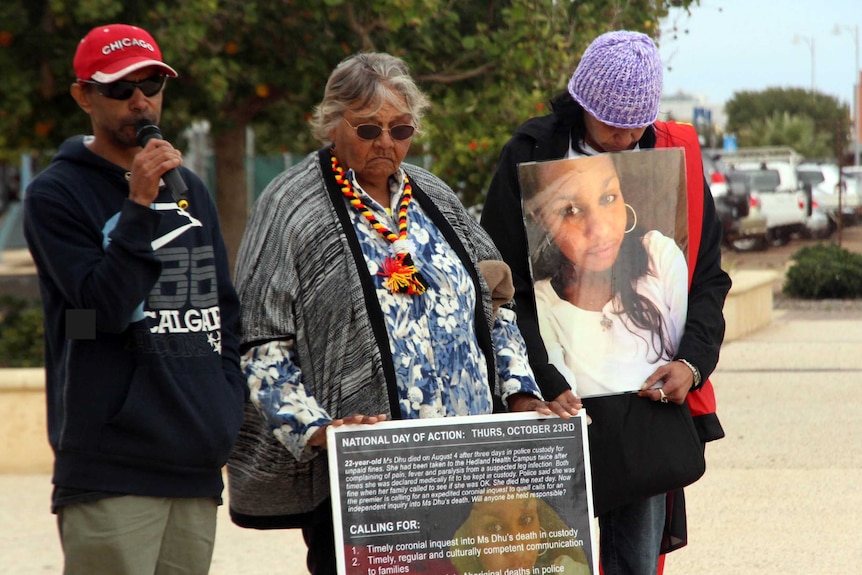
left=228, top=148, right=514, bottom=528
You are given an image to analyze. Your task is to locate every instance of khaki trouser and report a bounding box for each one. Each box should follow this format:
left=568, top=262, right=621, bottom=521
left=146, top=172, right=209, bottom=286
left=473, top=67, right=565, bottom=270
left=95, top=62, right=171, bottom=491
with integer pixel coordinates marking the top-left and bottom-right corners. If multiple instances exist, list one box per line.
left=57, top=495, right=217, bottom=575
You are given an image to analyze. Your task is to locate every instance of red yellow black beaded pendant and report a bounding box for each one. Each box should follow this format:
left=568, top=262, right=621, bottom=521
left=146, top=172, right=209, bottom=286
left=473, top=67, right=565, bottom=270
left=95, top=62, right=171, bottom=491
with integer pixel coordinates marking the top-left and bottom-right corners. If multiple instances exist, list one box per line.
left=332, top=155, right=428, bottom=296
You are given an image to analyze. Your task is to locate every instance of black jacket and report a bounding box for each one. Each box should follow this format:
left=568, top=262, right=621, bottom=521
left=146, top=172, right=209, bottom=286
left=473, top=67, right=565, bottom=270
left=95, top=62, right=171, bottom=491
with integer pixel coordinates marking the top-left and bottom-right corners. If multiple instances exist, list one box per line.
left=24, top=136, right=246, bottom=505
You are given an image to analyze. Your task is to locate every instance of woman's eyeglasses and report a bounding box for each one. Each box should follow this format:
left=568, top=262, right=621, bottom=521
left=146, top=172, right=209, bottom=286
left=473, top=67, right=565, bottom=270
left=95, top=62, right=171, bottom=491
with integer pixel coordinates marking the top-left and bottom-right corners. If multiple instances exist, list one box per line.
left=78, top=75, right=167, bottom=100
left=343, top=118, right=416, bottom=141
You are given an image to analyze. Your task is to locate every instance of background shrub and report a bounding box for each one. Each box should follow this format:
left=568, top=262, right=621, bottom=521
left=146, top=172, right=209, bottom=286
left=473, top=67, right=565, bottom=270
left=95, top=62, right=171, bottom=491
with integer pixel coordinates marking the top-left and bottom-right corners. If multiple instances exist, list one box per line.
left=783, top=243, right=862, bottom=299
left=0, top=295, right=44, bottom=367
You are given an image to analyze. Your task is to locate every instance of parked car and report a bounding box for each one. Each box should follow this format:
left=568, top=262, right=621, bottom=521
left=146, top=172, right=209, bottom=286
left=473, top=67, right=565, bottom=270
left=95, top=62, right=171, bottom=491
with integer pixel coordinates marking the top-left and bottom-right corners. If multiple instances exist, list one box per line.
left=702, top=150, right=729, bottom=198
left=726, top=161, right=808, bottom=245
left=843, top=166, right=862, bottom=206
left=719, top=171, right=769, bottom=251
left=797, top=162, right=862, bottom=225
left=703, top=150, right=769, bottom=250
left=842, top=165, right=862, bottom=187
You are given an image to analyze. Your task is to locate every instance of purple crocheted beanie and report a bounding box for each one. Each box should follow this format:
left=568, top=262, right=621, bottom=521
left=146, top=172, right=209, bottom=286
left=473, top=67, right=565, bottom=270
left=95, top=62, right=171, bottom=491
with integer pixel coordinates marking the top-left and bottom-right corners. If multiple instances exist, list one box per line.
left=567, top=30, right=663, bottom=129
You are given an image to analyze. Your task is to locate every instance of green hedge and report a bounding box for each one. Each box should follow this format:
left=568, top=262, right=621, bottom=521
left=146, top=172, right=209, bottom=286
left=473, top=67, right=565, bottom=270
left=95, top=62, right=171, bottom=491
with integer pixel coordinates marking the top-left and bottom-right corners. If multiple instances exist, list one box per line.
left=0, top=295, right=44, bottom=367
left=783, top=243, right=862, bottom=299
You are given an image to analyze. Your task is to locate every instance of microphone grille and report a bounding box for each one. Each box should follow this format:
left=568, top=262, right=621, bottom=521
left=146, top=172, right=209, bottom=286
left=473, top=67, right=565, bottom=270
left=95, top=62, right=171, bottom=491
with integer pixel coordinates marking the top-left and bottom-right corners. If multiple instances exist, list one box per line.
left=135, top=121, right=162, bottom=146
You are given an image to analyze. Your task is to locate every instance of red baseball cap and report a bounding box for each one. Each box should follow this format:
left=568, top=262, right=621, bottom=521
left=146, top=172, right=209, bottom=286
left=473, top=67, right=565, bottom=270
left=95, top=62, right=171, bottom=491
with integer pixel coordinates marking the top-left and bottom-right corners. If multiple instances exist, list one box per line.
left=73, top=24, right=178, bottom=83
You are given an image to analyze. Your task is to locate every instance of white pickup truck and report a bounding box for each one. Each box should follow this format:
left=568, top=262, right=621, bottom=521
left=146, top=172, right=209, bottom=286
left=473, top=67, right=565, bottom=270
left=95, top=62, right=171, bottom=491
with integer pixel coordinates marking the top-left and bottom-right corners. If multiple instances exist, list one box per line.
left=797, top=162, right=862, bottom=226
left=721, top=147, right=812, bottom=245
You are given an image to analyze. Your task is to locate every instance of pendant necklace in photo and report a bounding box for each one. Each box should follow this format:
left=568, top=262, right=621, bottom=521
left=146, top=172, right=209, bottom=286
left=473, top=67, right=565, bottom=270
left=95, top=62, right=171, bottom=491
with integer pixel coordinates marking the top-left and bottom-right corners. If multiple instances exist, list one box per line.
left=600, top=314, right=613, bottom=331
left=580, top=278, right=613, bottom=331
left=331, top=154, right=427, bottom=295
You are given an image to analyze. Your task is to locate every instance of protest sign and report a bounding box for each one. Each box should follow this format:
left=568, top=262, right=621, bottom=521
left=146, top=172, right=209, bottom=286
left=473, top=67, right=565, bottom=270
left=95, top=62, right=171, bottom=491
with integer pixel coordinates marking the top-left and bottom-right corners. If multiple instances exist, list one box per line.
left=327, top=412, right=597, bottom=575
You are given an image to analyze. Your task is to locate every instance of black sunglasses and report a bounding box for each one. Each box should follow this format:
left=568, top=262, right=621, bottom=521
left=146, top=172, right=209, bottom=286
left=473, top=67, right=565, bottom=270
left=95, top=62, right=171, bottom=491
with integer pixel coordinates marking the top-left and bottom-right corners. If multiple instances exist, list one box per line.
left=343, top=117, right=416, bottom=141
left=79, top=75, right=167, bottom=100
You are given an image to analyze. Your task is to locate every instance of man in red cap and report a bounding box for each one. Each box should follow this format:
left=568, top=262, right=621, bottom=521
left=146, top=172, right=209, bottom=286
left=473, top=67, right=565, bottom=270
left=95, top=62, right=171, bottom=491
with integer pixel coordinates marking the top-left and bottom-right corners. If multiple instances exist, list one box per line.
left=23, top=24, right=246, bottom=575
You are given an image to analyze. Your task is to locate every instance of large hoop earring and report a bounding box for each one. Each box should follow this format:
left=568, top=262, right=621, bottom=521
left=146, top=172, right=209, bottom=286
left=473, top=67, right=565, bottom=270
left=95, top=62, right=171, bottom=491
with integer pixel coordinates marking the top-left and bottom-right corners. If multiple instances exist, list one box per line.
left=625, top=203, right=637, bottom=234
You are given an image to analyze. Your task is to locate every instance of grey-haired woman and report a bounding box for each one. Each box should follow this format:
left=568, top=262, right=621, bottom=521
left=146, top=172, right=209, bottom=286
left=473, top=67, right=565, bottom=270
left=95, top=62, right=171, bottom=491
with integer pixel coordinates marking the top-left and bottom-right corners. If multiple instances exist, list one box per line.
left=226, top=52, right=579, bottom=574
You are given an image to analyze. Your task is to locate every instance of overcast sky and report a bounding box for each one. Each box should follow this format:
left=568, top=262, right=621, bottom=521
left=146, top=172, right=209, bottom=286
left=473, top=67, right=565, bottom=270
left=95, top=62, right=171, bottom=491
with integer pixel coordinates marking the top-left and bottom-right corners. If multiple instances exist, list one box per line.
left=658, top=0, right=861, bottom=107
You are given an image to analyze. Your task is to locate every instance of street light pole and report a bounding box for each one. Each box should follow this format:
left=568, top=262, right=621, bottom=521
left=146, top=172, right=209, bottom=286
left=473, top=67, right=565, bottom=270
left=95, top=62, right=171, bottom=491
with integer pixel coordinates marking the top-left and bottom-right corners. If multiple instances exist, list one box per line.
left=794, top=34, right=816, bottom=93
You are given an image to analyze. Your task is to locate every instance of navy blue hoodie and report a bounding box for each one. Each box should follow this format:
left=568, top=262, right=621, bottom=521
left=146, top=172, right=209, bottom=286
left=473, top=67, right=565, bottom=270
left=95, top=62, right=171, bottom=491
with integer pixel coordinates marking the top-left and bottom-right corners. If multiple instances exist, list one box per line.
left=24, top=136, right=246, bottom=503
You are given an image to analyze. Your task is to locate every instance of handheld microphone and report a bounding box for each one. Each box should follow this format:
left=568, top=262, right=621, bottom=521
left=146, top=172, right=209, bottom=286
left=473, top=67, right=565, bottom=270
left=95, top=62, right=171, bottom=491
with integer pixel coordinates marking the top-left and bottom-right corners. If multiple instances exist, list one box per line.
left=135, top=120, right=189, bottom=210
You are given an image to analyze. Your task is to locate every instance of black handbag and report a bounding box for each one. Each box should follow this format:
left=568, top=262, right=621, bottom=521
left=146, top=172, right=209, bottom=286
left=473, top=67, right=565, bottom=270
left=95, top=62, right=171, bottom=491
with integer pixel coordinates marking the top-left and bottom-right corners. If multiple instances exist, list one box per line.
left=582, top=391, right=706, bottom=517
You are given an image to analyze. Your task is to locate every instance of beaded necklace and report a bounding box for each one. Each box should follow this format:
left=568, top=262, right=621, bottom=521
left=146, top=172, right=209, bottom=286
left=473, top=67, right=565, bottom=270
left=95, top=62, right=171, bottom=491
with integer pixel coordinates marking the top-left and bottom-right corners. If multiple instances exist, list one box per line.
left=331, top=154, right=427, bottom=295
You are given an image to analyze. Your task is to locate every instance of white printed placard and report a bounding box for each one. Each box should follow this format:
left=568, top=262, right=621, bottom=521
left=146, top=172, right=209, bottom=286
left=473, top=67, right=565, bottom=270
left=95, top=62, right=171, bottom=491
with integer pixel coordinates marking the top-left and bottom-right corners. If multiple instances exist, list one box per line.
left=327, top=411, right=598, bottom=575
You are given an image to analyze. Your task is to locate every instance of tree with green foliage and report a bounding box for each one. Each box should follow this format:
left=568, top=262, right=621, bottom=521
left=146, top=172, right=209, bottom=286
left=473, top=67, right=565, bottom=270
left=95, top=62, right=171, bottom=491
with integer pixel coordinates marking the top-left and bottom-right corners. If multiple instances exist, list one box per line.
left=724, top=88, right=850, bottom=160
left=0, top=0, right=694, bottom=265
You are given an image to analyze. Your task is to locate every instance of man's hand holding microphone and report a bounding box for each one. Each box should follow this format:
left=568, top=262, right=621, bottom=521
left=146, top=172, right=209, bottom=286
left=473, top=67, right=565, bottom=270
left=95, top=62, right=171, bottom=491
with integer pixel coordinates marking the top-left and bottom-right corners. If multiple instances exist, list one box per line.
left=132, top=120, right=189, bottom=209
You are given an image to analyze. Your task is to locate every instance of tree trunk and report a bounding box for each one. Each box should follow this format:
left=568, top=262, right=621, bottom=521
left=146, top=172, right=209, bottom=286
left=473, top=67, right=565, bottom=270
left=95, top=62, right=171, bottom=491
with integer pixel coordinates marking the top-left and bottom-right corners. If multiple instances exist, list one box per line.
left=213, top=125, right=248, bottom=276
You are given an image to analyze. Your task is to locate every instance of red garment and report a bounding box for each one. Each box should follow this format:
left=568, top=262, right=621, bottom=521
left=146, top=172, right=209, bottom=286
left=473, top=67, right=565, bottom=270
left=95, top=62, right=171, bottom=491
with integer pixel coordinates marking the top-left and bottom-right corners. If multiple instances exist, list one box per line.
left=653, top=120, right=719, bottom=423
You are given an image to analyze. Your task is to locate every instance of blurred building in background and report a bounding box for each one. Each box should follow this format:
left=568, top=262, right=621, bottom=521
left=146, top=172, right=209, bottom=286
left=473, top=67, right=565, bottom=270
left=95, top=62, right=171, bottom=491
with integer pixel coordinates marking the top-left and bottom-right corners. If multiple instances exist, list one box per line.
left=660, top=89, right=727, bottom=148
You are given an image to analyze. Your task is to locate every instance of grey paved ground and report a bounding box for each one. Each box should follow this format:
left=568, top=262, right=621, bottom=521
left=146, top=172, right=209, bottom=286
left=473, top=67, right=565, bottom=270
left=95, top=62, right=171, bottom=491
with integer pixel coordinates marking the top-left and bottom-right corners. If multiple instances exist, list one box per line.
left=0, top=474, right=307, bottom=574
left=2, top=308, right=862, bottom=573
left=666, top=309, right=862, bottom=574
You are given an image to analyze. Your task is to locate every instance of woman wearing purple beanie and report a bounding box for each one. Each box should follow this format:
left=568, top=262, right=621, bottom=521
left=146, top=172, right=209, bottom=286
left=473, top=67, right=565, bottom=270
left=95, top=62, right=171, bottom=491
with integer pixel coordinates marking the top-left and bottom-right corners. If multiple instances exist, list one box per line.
left=481, top=30, right=732, bottom=575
